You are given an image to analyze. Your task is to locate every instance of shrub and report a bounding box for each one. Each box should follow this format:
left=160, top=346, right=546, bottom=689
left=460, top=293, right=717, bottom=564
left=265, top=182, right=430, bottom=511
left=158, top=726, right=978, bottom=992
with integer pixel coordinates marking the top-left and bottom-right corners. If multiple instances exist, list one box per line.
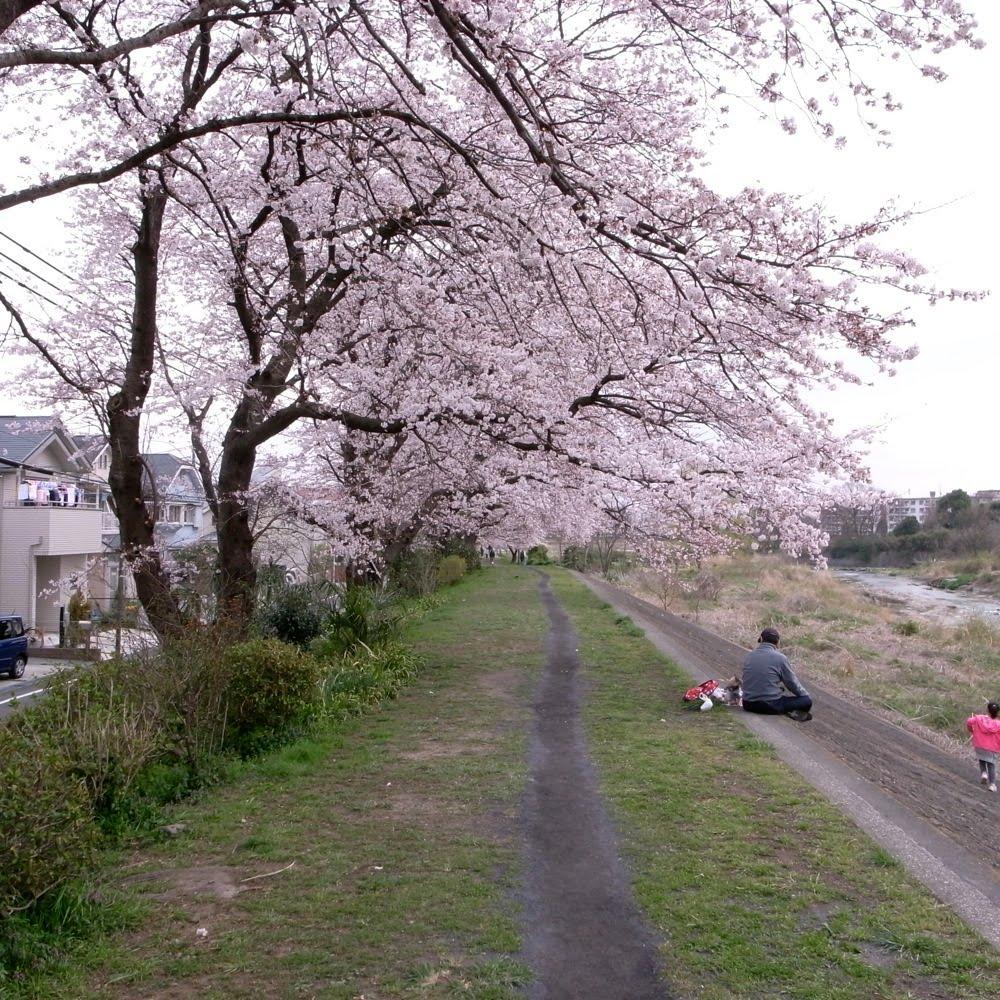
left=437, top=554, right=466, bottom=587
left=312, top=585, right=401, bottom=657
left=392, top=548, right=441, bottom=597
left=437, top=534, right=481, bottom=571
left=0, top=729, right=96, bottom=917
left=256, top=582, right=336, bottom=648
left=322, top=640, right=419, bottom=718
left=68, top=590, right=90, bottom=622
left=527, top=544, right=550, bottom=565
left=930, top=573, right=976, bottom=592
left=893, top=619, right=920, bottom=636
left=692, top=569, right=721, bottom=603
left=826, top=530, right=948, bottom=565
left=561, top=545, right=594, bottom=571
left=223, top=638, right=324, bottom=753
left=8, top=664, right=166, bottom=831
left=143, top=632, right=235, bottom=775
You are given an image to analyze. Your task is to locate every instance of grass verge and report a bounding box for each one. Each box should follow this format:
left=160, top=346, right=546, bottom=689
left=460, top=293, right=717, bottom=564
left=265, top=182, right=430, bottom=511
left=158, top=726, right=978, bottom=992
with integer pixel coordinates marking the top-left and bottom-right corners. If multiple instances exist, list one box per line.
left=11, top=567, right=545, bottom=999
left=548, top=568, right=1000, bottom=1000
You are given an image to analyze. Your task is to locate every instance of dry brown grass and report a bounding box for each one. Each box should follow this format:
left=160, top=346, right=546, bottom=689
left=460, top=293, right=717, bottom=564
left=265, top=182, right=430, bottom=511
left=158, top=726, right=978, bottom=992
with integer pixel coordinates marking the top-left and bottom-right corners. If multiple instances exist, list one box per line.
left=627, top=554, right=1000, bottom=754
left=911, top=553, right=1000, bottom=595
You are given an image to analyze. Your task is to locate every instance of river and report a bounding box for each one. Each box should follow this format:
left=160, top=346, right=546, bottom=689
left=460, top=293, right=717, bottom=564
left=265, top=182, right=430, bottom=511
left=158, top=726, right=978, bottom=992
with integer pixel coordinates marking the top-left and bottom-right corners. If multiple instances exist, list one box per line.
left=834, top=569, right=1000, bottom=626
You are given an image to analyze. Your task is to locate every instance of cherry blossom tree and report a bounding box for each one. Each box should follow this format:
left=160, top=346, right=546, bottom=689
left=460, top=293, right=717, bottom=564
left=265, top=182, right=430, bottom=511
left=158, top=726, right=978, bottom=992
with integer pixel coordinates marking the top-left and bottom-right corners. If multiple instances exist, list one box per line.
left=1, top=1, right=982, bottom=638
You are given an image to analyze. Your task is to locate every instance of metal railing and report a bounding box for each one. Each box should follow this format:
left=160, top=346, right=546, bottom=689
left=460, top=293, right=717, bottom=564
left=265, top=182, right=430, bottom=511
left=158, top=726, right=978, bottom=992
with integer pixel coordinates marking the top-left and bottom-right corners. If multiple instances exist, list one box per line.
left=2, top=498, right=104, bottom=510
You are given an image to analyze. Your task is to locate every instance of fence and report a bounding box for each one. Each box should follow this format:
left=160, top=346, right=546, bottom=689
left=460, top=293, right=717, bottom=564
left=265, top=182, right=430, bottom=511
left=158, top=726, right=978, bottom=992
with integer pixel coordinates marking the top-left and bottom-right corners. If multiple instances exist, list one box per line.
left=27, top=596, right=153, bottom=659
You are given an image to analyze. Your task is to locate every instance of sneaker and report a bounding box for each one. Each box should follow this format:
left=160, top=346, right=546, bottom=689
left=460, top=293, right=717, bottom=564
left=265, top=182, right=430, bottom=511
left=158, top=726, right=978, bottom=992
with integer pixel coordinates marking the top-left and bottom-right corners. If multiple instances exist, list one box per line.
left=787, top=709, right=813, bottom=722
left=982, top=773, right=990, bottom=786
left=990, top=784, right=998, bottom=793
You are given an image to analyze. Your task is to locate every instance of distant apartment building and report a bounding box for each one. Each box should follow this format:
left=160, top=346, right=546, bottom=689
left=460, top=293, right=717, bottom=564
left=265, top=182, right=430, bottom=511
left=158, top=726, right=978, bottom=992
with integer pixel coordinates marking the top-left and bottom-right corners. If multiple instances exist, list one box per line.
left=825, top=488, right=999, bottom=537
left=885, top=492, right=937, bottom=532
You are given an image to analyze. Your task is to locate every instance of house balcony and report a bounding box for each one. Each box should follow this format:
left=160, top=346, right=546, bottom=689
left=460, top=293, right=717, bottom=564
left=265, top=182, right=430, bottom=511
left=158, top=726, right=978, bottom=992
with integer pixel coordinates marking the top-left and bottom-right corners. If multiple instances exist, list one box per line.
left=1, top=502, right=104, bottom=555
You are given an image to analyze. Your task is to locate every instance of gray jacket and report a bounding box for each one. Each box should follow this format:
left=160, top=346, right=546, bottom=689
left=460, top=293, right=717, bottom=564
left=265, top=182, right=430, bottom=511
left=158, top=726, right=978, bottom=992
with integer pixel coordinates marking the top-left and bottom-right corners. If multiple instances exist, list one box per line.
left=741, top=643, right=809, bottom=703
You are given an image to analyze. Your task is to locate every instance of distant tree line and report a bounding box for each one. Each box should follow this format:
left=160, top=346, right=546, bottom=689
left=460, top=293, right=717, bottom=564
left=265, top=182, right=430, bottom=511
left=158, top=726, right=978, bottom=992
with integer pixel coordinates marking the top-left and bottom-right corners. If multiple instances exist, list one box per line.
left=828, top=490, right=1000, bottom=565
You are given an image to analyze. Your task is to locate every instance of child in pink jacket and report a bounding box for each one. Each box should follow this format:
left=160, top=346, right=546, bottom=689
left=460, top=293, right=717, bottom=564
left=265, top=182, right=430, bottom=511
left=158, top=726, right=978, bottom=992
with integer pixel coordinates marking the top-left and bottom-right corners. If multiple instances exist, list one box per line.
left=966, top=701, right=1000, bottom=792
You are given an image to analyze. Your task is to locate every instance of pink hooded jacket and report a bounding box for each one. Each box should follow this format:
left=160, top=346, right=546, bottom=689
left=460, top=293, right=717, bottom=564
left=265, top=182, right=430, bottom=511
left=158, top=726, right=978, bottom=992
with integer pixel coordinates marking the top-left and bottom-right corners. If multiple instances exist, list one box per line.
left=966, top=714, right=1000, bottom=753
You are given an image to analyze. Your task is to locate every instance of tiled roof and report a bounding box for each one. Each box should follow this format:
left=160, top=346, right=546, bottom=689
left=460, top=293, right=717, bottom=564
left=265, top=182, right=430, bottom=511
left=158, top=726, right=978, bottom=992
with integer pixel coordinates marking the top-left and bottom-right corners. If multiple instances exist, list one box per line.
left=0, top=415, right=59, bottom=463
left=144, top=453, right=186, bottom=482
left=72, top=433, right=107, bottom=463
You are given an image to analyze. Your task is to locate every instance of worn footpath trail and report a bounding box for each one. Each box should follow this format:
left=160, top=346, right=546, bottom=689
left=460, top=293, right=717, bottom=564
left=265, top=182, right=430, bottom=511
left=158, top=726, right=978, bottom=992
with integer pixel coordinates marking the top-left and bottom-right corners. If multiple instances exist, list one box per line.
left=582, top=574, right=1000, bottom=949
left=522, top=573, right=667, bottom=999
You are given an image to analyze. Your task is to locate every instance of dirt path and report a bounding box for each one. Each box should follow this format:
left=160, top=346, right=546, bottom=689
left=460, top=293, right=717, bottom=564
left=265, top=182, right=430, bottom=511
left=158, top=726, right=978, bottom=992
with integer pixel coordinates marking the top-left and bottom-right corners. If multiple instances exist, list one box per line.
left=521, top=573, right=668, bottom=999
left=581, top=574, right=1000, bottom=949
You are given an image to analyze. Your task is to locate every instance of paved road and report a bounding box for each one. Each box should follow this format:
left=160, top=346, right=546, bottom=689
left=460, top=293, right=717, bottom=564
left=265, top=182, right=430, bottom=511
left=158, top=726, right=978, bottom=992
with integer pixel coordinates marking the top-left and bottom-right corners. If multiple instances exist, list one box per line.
left=581, top=575, right=1000, bottom=950
left=0, top=658, right=70, bottom=718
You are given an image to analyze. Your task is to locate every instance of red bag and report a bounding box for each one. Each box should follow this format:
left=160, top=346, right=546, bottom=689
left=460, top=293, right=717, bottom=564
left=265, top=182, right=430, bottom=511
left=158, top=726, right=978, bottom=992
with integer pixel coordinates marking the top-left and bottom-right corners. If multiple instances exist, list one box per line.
left=683, top=679, right=719, bottom=702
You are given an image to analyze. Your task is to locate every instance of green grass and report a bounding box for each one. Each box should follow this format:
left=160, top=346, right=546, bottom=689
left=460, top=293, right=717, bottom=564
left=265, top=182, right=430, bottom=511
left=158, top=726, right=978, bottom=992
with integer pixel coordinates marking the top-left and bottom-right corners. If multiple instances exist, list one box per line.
left=11, top=564, right=999, bottom=999
left=548, top=569, right=1000, bottom=1000
left=11, top=567, right=545, bottom=999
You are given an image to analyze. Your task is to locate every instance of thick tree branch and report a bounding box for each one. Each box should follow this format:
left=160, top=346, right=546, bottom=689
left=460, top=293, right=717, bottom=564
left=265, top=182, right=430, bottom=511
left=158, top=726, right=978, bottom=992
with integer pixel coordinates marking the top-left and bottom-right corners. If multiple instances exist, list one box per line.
left=0, top=1, right=235, bottom=68
left=0, top=0, right=40, bottom=37
left=0, top=108, right=483, bottom=212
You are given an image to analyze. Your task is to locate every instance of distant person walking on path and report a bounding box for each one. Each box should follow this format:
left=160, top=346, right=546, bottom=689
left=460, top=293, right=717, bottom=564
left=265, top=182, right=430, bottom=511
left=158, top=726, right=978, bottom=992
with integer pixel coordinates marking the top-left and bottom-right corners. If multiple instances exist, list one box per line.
left=487, top=545, right=496, bottom=565
left=966, top=701, right=1000, bottom=792
left=740, top=628, right=812, bottom=722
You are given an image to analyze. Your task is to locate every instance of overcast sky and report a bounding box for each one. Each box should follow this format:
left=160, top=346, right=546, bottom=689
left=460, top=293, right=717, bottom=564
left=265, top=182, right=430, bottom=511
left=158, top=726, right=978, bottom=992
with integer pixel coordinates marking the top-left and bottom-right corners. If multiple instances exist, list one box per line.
left=702, top=0, right=1000, bottom=496
left=1, top=1, right=997, bottom=497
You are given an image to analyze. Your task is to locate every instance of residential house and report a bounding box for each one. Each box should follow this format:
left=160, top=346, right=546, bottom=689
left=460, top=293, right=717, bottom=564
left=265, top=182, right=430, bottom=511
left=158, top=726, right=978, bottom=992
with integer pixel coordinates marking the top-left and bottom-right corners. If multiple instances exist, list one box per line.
left=0, top=416, right=108, bottom=633
left=251, top=463, right=345, bottom=586
left=76, top=438, right=212, bottom=535
left=73, top=437, right=216, bottom=602
left=138, top=452, right=213, bottom=546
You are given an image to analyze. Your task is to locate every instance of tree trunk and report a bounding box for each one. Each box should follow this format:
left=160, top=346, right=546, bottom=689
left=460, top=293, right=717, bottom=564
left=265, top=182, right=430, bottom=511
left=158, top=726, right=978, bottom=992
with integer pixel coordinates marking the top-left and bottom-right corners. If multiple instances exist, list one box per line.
left=105, top=188, right=185, bottom=642
left=214, top=422, right=258, bottom=631
left=0, top=0, right=42, bottom=36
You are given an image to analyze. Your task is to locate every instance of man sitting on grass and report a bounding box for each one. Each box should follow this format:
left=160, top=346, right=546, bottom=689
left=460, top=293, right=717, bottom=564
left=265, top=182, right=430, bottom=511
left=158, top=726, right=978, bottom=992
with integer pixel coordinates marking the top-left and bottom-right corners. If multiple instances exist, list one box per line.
left=741, top=628, right=812, bottom=722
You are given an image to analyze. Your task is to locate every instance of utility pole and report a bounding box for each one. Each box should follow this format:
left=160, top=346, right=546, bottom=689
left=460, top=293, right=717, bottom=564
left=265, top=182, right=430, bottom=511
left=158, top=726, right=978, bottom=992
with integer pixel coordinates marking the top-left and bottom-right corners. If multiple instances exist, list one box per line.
left=114, top=548, right=124, bottom=658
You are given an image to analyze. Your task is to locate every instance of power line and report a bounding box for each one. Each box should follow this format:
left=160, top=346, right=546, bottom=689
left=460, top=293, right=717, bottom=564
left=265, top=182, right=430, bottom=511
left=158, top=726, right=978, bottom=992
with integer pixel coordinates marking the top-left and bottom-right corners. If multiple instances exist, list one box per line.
left=0, top=241, right=93, bottom=312
left=0, top=247, right=70, bottom=296
left=0, top=229, right=77, bottom=284
left=0, top=267, right=65, bottom=311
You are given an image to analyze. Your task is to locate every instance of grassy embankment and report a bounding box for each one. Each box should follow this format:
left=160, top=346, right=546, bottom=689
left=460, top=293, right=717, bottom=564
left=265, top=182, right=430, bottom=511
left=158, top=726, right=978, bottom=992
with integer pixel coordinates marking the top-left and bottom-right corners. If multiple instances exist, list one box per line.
left=628, top=554, right=1000, bottom=744
left=907, top=552, right=1000, bottom=595
left=15, top=563, right=1000, bottom=998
